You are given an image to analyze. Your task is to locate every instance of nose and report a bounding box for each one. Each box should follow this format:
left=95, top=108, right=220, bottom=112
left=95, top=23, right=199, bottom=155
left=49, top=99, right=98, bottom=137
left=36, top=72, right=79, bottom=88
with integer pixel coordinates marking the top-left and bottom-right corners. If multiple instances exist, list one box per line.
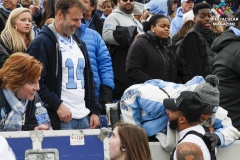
left=109, top=136, right=112, bottom=144
left=26, top=20, right=31, bottom=25
left=75, top=20, right=81, bottom=28
left=34, top=82, right=40, bottom=91
left=205, top=16, right=210, bottom=22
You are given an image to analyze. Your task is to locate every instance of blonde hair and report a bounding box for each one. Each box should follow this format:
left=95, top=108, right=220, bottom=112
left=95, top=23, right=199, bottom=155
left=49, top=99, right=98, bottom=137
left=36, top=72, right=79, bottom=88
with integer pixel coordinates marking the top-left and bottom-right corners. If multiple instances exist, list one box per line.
left=45, top=18, right=55, bottom=25
left=0, top=52, right=43, bottom=92
left=211, top=16, right=224, bottom=34
left=1, top=8, right=33, bottom=53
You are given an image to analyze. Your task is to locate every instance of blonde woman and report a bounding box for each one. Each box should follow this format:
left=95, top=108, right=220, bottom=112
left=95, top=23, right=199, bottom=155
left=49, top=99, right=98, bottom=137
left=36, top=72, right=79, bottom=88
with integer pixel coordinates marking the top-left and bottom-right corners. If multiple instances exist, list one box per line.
left=0, top=8, right=32, bottom=67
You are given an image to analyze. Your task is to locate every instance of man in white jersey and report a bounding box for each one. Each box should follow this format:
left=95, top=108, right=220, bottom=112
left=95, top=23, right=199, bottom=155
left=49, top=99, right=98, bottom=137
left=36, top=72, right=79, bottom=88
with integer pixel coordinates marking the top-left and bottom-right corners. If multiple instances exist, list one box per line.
left=27, top=0, right=101, bottom=130
left=163, top=91, right=211, bottom=160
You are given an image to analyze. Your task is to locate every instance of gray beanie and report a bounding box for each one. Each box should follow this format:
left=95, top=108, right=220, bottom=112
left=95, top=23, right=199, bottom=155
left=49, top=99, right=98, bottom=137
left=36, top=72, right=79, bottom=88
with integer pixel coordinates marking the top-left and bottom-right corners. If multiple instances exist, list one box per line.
left=195, top=75, right=220, bottom=106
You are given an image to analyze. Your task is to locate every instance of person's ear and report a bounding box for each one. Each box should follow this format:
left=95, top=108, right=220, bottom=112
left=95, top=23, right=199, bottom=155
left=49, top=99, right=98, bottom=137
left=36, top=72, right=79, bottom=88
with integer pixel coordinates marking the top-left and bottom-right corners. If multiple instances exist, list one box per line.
left=120, top=145, right=126, bottom=152
left=179, top=115, right=186, bottom=124
left=56, top=10, right=63, bottom=19
left=151, top=25, right=155, bottom=33
left=193, top=16, right=196, bottom=22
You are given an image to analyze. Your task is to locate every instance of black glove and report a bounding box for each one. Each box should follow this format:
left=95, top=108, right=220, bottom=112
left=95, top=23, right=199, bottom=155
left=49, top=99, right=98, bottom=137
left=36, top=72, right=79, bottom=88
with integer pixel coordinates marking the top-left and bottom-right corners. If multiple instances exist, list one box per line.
left=204, top=132, right=221, bottom=151
left=100, top=84, right=113, bottom=103
left=100, top=84, right=113, bottom=115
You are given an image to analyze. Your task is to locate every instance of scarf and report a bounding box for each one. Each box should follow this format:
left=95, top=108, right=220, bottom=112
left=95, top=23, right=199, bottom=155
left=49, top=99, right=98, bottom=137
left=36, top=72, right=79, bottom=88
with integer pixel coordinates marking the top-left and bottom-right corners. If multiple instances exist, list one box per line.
left=193, top=23, right=216, bottom=45
left=2, top=89, right=28, bottom=131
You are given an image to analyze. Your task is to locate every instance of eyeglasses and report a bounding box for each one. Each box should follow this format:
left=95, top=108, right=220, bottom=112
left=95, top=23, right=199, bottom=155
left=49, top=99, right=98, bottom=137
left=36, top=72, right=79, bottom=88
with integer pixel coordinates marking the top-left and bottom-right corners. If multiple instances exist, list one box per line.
left=202, top=103, right=218, bottom=114
left=122, top=0, right=134, bottom=2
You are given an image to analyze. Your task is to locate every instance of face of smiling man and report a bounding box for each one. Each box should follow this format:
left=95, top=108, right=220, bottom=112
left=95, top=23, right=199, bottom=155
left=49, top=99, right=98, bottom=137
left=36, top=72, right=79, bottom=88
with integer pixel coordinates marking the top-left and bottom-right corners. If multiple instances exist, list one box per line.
left=118, top=0, right=134, bottom=14
left=195, top=8, right=211, bottom=29
left=56, top=7, right=83, bottom=38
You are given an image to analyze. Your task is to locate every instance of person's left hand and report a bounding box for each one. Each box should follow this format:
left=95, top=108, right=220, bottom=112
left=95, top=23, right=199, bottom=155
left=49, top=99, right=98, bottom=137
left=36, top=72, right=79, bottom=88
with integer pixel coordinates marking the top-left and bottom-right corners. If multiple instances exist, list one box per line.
left=89, top=113, right=100, bottom=129
left=204, top=132, right=220, bottom=151
left=34, top=124, right=49, bottom=130
left=29, top=5, right=40, bottom=15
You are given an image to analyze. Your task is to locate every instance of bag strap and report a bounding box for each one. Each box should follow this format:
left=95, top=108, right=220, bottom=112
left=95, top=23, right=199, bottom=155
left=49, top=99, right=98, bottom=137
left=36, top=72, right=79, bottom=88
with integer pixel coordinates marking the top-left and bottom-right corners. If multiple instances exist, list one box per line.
left=170, top=130, right=216, bottom=160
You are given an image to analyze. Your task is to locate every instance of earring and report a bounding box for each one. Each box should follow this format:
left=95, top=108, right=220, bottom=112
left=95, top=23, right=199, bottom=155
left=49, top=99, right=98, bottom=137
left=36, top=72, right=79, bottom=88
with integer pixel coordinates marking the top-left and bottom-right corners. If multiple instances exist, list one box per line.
left=15, top=26, right=17, bottom=30
left=120, top=145, right=126, bottom=152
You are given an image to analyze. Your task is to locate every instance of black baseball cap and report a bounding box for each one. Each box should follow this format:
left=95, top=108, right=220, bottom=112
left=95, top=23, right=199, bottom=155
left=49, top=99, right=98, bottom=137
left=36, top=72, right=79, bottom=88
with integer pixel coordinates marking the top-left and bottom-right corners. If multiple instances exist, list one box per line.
left=163, top=91, right=204, bottom=122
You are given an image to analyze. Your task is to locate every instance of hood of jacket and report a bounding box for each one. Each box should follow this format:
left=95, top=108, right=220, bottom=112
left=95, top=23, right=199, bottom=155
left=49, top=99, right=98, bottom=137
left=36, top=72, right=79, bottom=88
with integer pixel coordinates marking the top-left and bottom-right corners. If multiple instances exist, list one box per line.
left=39, top=23, right=59, bottom=44
left=38, top=22, right=60, bottom=77
left=112, top=8, right=134, bottom=17
left=211, top=29, right=240, bottom=53
left=148, top=0, right=168, bottom=16
left=175, top=7, right=183, bottom=18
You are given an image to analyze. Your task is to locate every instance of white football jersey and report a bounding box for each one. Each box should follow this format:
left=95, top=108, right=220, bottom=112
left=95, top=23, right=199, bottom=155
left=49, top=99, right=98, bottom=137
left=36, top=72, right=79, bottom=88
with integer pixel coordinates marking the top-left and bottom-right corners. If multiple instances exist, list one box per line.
left=58, top=34, right=90, bottom=119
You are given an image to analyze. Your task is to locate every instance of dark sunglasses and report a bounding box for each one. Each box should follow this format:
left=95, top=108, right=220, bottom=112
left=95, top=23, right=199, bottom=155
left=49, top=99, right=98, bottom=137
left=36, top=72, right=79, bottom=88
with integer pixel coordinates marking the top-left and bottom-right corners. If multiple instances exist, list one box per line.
left=122, top=0, right=134, bottom=2
left=202, top=103, right=218, bottom=114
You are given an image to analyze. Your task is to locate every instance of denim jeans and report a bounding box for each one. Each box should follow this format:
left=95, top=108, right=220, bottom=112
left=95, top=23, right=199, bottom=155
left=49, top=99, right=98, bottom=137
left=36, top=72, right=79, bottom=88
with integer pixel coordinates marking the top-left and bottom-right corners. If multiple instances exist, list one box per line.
left=60, top=117, right=89, bottom=130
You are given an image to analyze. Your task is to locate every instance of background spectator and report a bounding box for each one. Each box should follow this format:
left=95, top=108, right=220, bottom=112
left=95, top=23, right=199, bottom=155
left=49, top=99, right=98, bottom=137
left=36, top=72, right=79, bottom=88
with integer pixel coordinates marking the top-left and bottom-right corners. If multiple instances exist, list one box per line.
left=177, top=3, right=216, bottom=83
left=39, top=0, right=55, bottom=28
left=126, top=14, right=177, bottom=84
left=0, top=0, right=22, bottom=33
left=0, top=8, right=32, bottom=67
left=170, top=0, right=194, bottom=37
left=100, top=0, right=114, bottom=22
left=167, top=0, right=179, bottom=21
left=102, top=0, right=143, bottom=100
left=81, top=0, right=103, bottom=36
left=212, top=11, right=240, bottom=131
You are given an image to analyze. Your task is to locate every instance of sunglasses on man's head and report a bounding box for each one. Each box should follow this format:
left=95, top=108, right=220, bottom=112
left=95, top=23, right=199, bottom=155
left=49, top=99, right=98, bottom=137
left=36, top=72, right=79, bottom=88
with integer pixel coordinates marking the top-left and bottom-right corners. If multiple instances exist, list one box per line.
left=122, top=0, right=134, bottom=2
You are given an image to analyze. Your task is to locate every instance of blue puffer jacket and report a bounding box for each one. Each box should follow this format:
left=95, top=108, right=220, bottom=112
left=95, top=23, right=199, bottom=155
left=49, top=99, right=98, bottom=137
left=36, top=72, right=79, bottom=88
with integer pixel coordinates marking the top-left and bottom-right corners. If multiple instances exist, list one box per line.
left=75, top=24, right=114, bottom=97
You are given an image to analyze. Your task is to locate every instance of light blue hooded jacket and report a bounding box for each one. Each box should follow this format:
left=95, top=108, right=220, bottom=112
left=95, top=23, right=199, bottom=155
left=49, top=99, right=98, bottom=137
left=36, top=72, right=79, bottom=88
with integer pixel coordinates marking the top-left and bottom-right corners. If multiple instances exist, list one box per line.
left=170, top=7, right=183, bottom=36
left=147, top=0, right=168, bottom=16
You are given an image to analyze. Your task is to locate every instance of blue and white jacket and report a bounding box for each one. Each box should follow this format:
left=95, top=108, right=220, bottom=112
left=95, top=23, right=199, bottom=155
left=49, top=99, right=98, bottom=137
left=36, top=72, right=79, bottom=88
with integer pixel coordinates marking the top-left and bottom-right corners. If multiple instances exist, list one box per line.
left=121, top=76, right=240, bottom=148
left=120, top=76, right=204, bottom=136
left=75, top=24, right=114, bottom=97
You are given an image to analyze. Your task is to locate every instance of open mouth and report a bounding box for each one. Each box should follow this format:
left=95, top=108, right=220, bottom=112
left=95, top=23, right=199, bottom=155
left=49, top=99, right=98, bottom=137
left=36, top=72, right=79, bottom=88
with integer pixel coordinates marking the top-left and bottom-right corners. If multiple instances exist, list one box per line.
left=203, top=23, right=211, bottom=28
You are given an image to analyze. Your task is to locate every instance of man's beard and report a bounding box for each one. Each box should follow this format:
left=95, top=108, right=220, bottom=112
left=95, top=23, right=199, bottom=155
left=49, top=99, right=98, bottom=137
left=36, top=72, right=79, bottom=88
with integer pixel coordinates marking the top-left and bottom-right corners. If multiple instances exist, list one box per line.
left=123, top=5, right=133, bottom=14
left=169, top=118, right=179, bottom=130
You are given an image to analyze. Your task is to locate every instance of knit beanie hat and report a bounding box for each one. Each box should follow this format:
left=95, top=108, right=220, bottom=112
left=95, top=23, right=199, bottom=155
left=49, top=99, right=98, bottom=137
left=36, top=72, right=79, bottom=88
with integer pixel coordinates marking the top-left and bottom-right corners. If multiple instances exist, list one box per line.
left=195, top=75, right=220, bottom=106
